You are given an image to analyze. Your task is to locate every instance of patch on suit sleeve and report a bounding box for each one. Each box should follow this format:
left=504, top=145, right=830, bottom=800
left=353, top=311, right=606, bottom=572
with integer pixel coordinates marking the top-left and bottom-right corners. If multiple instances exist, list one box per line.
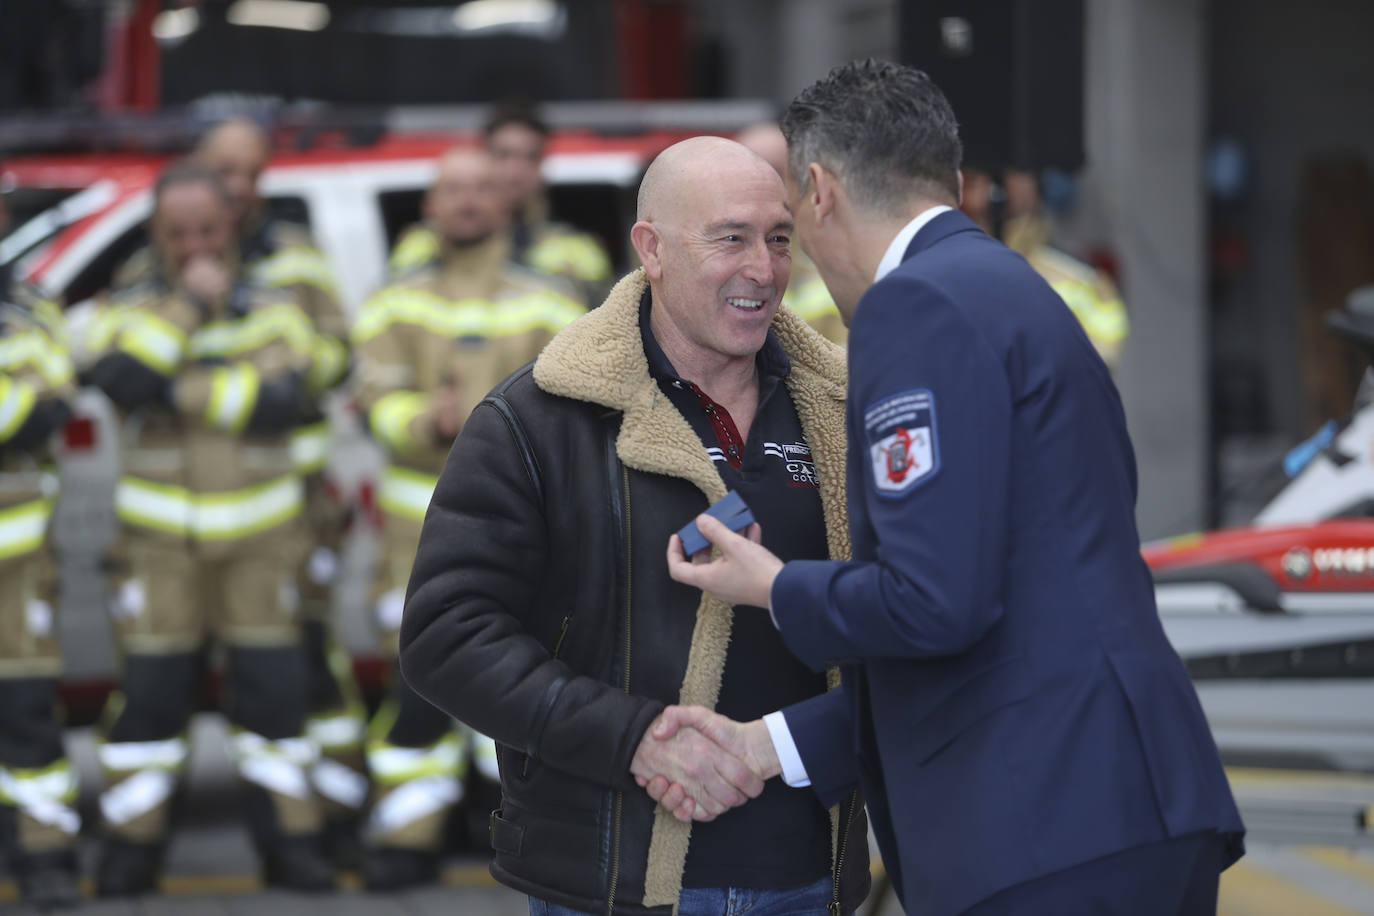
left=864, top=389, right=939, bottom=497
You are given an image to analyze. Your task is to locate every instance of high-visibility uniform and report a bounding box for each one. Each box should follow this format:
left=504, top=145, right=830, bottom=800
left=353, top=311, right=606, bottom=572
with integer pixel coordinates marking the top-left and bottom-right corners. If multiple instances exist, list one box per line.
left=1004, top=214, right=1129, bottom=371
left=113, top=224, right=364, bottom=824
left=783, top=251, right=847, bottom=346
left=353, top=233, right=582, bottom=856
left=240, top=219, right=365, bottom=826
left=389, top=196, right=609, bottom=303
left=85, top=273, right=326, bottom=856
left=0, top=280, right=79, bottom=874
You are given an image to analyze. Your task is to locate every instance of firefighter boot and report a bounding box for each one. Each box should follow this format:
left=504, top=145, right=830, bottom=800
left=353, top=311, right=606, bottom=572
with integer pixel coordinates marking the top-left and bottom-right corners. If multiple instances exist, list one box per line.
left=95, top=837, right=163, bottom=897
left=16, top=849, right=80, bottom=909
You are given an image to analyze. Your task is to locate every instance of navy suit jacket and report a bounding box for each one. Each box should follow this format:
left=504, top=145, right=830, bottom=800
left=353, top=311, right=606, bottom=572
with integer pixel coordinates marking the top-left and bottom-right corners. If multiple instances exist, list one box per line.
left=773, top=210, right=1245, bottom=916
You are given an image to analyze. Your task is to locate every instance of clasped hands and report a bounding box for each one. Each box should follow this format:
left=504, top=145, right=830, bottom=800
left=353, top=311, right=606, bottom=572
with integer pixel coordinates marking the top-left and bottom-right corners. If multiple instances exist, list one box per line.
left=629, top=513, right=790, bottom=822
left=630, top=706, right=781, bottom=823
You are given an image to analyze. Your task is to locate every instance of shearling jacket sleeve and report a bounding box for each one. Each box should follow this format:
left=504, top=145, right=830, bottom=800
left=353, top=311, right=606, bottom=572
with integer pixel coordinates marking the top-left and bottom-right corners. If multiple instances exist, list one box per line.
left=398, top=397, right=663, bottom=792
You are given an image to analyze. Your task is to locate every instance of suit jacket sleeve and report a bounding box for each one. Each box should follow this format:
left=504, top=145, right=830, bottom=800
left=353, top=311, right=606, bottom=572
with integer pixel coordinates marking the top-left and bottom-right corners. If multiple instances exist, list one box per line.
left=398, top=398, right=663, bottom=792
left=780, top=685, right=859, bottom=808
left=771, top=276, right=1012, bottom=669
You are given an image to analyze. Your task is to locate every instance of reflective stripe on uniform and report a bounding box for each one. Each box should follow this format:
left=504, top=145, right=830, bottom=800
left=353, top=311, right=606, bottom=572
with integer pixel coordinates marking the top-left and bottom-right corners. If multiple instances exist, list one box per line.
left=230, top=732, right=317, bottom=800
left=0, top=376, right=37, bottom=441
left=0, top=331, right=73, bottom=390
left=308, top=334, right=348, bottom=392
left=206, top=362, right=261, bottom=433
left=100, top=769, right=176, bottom=827
left=311, top=758, right=369, bottom=810
left=367, top=732, right=466, bottom=786
left=0, top=497, right=52, bottom=561
left=290, top=421, right=331, bottom=473
left=368, top=773, right=462, bottom=838
left=0, top=761, right=80, bottom=835
left=251, top=246, right=339, bottom=296
left=351, top=288, right=581, bottom=345
left=188, top=302, right=315, bottom=361
left=388, top=227, right=440, bottom=275
left=369, top=391, right=431, bottom=456
left=115, top=474, right=303, bottom=540
left=98, top=737, right=190, bottom=773
left=1051, top=279, right=1129, bottom=350
left=351, top=288, right=488, bottom=344
left=527, top=233, right=612, bottom=283
left=489, top=293, right=585, bottom=336
left=377, top=465, right=438, bottom=523
left=119, top=312, right=187, bottom=374
left=307, top=710, right=367, bottom=751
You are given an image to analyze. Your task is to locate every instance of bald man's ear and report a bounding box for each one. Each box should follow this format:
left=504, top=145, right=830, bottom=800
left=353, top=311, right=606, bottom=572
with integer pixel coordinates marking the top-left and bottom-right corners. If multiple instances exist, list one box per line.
left=630, top=220, right=663, bottom=281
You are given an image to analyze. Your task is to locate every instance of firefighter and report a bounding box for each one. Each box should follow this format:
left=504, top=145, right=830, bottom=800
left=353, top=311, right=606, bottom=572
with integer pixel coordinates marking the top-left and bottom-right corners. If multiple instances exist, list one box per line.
left=196, top=118, right=364, bottom=858
left=388, top=103, right=611, bottom=302
left=114, top=118, right=365, bottom=852
left=84, top=162, right=333, bottom=894
left=0, top=190, right=80, bottom=909
left=1000, top=169, right=1129, bottom=372
left=736, top=121, right=847, bottom=344
left=352, top=147, right=583, bottom=889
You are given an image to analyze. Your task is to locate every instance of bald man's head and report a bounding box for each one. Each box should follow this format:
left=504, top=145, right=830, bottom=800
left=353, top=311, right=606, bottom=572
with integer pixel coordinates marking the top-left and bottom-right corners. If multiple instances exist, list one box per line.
left=630, top=136, right=793, bottom=367
left=735, top=122, right=789, bottom=179
left=636, top=135, right=781, bottom=225
left=426, top=147, right=504, bottom=246
left=196, top=118, right=271, bottom=230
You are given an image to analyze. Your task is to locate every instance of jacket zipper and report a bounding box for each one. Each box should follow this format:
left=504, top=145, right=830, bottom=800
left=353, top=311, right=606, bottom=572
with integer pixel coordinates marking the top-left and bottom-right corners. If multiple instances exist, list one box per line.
left=606, top=463, right=632, bottom=916
left=829, top=790, right=860, bottom=915
left=524, top=615, right=575, bottom=777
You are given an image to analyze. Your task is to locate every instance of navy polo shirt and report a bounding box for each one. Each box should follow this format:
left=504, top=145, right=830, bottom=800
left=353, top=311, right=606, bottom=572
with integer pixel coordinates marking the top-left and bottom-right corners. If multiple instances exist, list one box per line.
left=640, top=293, right=831, bottom=890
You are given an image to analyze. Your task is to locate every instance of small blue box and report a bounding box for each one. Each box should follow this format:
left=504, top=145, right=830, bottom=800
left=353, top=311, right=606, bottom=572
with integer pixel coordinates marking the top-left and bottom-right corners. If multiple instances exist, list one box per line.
left=678, top=490, right=756, bottom=556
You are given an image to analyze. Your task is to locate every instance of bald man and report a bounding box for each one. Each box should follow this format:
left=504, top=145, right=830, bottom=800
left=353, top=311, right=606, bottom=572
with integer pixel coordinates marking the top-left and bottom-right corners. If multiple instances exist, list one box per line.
left=396, top=137, right=869, bottom=915
left=349, top=146, right=584, bottom=889
left=737, top=123, right=847, bottom=345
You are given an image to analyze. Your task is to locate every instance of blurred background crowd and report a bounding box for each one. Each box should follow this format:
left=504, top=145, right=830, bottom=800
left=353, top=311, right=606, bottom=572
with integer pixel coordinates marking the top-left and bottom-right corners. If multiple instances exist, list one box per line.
left=2, top=0, right=1374, bottom=911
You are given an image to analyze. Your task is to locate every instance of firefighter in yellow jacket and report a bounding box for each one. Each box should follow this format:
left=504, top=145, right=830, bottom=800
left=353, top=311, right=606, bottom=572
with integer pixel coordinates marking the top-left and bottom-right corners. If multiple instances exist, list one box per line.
left=0, top=207, right=81, bottom=908
left=1002, top=169, right=1129, bottom=371
left=83, top=162, right=334, bottom=895
left=353, top=147, right=583, bottom=889
left=113, top=118, right=365, bottom=849
left=736, top=122, right=847, bottom=344
left=389, top=104, right=611, bottom=302
left=197, top=119, right=364, bottom=852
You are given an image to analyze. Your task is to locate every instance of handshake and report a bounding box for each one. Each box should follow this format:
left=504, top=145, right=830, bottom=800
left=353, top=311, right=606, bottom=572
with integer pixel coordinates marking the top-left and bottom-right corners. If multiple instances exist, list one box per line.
left=629, top=705, right=783, bottom=823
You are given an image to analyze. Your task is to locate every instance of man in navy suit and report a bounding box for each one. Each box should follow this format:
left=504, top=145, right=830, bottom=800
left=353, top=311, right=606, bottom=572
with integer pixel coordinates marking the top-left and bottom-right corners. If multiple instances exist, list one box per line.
left=659, top=59, right=1245, bottom=915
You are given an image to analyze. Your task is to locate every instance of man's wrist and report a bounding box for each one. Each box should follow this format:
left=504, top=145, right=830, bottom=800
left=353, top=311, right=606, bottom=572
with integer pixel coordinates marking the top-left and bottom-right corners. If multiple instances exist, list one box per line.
left=744, top=718, right=782, bottom=780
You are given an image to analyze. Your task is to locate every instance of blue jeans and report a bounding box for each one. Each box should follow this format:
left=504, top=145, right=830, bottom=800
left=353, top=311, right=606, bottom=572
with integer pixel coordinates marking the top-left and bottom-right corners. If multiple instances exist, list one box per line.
left=529, top=874, right=838, bottom=916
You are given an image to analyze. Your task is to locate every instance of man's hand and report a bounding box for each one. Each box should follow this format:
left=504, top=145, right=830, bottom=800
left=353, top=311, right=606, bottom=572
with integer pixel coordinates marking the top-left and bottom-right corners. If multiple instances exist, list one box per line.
left=666, top=514, right=784, bottom=609
left=630, top=708, right=765, bottom=823
left=430, top=382, right=462, bottom=441
left=636, top=705, right=782, bottom=823
left=180, top=255, right=231, bottom=305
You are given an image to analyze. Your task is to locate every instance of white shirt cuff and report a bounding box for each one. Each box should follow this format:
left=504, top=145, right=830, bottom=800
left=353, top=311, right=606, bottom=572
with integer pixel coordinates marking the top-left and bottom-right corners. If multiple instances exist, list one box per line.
left=763, top=710, right=811, bottom=787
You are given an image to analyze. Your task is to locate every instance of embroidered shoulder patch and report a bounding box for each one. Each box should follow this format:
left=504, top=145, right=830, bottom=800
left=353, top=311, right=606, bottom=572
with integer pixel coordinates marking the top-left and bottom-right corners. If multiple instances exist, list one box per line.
left=864, top=389, right=939, bottom=496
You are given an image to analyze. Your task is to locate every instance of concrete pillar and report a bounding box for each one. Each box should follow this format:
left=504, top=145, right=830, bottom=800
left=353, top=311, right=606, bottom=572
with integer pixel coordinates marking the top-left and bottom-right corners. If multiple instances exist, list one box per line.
left=1086, top=0, right=1208, bottom=540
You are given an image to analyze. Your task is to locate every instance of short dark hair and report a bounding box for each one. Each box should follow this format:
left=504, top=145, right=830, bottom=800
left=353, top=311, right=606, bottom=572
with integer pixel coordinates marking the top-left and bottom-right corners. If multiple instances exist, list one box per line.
left=782, top=59, right=962, bottom=213
left=484, top=101, right=549, bottom=140
left=153, top=159, right=231, bottom=208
